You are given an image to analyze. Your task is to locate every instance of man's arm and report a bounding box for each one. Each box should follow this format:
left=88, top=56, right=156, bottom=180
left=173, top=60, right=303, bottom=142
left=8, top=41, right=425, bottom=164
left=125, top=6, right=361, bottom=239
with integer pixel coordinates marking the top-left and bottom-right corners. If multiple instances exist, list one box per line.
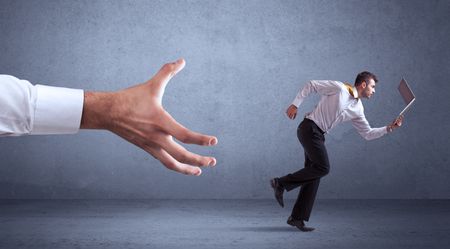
left=0, top=59, right=218, bottom=176
left=0, top=75, right=36, bottom=136
left=0, top=75, right=83, bottom=136
left=286, top=80, right=342, bottom=120
left=352, top=115, right=403, bottom=140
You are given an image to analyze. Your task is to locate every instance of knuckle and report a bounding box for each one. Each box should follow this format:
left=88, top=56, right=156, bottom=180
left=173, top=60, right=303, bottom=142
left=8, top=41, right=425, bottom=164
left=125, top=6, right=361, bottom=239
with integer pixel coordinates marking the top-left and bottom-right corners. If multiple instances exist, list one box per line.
left=197, top=157, right=207, bottom=166
left=164, top=161, right=177, bottom=170
left=178, top=133, right=190, bottom=143
left=178, top=153, right=189, bottom=163
left=145, top=133, right=160, bottom=143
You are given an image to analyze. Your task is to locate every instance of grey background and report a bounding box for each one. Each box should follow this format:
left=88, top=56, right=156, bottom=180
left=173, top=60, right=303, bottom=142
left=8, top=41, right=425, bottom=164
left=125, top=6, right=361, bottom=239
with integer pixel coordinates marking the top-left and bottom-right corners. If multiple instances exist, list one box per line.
left=0, top=0, right=449, bottom=199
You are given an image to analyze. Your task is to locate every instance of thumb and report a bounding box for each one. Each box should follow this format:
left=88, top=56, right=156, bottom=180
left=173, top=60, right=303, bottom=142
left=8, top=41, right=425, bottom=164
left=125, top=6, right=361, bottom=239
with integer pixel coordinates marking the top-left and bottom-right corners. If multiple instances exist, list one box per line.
left=150, top=58, right=186, bottom=99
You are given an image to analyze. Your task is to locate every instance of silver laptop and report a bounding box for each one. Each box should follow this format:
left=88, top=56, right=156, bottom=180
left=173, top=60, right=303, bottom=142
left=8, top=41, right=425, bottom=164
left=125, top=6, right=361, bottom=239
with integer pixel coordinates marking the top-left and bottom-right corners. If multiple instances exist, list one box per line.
left=398, top=77, right=415, bottom=117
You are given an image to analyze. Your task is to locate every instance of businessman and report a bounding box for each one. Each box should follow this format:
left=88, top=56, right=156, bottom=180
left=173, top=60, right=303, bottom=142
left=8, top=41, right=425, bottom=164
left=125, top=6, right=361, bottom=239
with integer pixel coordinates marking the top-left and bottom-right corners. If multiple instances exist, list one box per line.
left=270, top=71, right=403, bottom=231
left=0, top=59, right=217, bottom=176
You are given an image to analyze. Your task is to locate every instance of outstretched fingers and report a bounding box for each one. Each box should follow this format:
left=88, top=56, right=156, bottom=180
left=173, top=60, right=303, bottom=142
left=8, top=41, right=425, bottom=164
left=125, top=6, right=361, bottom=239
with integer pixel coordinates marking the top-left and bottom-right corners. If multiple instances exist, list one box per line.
left=144, top=144, right=203, bottom=176
left=158, top=135, right=216, bottom=167
left=161, top=112, right=218, bottom=146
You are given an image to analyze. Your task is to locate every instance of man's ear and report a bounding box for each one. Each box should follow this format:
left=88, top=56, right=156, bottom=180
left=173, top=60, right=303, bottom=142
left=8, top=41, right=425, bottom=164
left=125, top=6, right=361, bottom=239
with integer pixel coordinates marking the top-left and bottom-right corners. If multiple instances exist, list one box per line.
left=361, top=81, right=367, bottom=88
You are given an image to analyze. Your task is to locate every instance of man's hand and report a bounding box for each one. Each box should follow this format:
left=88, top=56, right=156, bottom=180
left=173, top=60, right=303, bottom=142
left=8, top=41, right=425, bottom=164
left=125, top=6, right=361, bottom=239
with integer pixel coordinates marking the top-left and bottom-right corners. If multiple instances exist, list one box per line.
left=286, top=104, right=298, bottom=120
left=387, top=115, right=403, bottom=133
left=80, top=59, right=217, bottom=176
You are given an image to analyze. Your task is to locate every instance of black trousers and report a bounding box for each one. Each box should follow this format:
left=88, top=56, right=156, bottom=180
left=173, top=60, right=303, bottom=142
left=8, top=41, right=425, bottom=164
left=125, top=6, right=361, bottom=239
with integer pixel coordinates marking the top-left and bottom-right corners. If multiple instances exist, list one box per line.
left=279, top=118, right=330, bottom=221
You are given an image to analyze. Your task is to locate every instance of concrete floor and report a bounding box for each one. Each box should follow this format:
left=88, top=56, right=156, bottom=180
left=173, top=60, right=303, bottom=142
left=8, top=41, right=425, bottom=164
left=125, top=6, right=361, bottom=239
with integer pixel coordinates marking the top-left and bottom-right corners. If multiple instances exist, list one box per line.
left=0, top=199, right=449, bottom=249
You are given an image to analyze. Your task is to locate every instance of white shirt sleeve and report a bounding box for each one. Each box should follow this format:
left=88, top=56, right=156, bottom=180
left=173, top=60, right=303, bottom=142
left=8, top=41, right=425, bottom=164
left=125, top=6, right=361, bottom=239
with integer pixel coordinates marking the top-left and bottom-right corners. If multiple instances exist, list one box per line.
left=0, top=75, right=84, bottom=136
left=351, top=114, right=388, bottom=140
left=292, top=80, right=343, bottom=107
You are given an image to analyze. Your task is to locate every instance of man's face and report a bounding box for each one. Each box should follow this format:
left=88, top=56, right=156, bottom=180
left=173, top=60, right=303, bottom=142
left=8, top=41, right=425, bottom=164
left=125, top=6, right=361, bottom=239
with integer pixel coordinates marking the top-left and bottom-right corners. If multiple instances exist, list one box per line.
left=362, top=78, right=376, bottom=98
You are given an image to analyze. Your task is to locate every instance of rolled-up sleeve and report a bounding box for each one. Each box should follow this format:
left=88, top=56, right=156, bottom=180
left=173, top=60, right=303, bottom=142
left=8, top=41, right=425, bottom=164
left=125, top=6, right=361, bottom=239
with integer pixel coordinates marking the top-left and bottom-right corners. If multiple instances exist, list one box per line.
left=0, top=75, right=84, bottom=136
left=351, top=115, right=387, bottom=140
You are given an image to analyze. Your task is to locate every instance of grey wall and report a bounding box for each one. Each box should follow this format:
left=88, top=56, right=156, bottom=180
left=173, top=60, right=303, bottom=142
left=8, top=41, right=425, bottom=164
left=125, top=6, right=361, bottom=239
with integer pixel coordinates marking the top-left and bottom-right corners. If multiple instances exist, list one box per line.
left=1, top=0, right=449, bottom=199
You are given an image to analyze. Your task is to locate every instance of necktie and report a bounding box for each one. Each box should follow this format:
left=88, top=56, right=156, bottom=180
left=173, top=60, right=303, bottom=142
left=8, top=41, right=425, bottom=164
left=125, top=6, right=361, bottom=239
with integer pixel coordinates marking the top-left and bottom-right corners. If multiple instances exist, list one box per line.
left=344, top=83, right=356, bottom=98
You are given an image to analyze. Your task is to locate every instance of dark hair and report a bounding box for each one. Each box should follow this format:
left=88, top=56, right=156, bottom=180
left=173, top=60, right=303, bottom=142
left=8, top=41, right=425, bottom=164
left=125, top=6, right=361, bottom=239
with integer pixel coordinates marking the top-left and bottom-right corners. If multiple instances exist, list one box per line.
left=354, top=71, right=378, bottom=86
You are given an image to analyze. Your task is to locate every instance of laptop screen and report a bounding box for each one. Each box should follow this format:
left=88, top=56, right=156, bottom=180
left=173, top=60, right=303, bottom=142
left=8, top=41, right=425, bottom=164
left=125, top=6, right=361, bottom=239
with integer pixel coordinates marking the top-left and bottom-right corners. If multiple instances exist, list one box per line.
left=398, top=78, right=415, bottom=105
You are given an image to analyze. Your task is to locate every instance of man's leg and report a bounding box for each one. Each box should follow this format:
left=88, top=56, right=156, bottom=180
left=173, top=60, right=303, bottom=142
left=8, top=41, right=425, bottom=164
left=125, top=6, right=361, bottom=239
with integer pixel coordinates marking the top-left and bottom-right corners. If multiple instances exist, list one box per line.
left=273, top=119, right=329, bottom=231
left=289, top=151, right=321, bottom=221
left=278, top=120, right=329, bottom=191
left=291, top=178, right=320, bottom=221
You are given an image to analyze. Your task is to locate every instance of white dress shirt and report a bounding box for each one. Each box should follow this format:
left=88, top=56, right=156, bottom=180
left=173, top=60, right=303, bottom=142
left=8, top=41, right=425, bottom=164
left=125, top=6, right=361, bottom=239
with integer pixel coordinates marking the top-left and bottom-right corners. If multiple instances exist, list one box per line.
left=0, top=75, right=84, bottom=136
left=292, top=80, right=387, bottom=140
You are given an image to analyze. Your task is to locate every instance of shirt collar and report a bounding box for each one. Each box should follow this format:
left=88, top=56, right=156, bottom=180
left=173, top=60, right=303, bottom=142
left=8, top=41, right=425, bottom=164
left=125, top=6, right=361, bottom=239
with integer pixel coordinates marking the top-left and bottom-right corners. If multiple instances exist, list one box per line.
left=352, top=86, right=359, bottom=99
left=344, top=83, right=359, bottom=99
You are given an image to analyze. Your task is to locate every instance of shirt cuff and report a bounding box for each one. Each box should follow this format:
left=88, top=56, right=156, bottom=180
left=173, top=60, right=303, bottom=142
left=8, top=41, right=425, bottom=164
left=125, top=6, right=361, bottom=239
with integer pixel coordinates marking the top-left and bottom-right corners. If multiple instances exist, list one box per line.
left=31, top=85, right=84, bottom=135
left=375, top=126, right=389, bottom=138
left=291, top=97, right=302, bottom=107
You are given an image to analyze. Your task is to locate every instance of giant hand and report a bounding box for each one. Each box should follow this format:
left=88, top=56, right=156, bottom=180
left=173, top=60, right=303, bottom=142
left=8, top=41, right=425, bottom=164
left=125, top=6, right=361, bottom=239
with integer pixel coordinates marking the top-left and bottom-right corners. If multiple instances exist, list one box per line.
left=80, top=59, right=217, bottom=176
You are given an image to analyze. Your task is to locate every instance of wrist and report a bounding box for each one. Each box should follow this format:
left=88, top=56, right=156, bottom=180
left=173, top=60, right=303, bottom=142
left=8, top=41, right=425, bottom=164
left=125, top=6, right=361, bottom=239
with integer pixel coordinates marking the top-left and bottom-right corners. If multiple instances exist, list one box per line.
left=80, top=91, right=117, bottom=130
left=387, top=125, right=393, bottom=133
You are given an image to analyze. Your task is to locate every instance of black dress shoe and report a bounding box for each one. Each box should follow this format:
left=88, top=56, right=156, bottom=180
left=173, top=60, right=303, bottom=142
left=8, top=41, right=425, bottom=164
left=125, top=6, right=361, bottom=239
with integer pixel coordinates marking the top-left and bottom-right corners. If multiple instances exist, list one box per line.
left=270, top=178, right=284, bottom=208
left=287, top=216, right=315, bottom=232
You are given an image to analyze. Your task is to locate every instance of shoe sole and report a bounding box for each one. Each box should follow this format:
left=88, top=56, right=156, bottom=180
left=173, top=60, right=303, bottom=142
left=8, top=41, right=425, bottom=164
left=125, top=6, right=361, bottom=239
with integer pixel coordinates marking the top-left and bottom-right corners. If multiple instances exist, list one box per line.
left=290, top=223, right=315, bottom=232
left=287, top=218, right=315, bottom=232
left=270, top=179, right=284, bottom=208
left=298, top=227, right=315, bottom=232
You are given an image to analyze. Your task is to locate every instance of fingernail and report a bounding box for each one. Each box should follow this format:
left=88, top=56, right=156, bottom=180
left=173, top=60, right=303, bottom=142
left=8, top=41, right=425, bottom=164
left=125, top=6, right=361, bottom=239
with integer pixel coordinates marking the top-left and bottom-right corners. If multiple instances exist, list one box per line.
left=209, top=137, right=218, bottom=146
left=208, top=158, right=216, bottom=167
left=193, top=168, right=202, bottom=176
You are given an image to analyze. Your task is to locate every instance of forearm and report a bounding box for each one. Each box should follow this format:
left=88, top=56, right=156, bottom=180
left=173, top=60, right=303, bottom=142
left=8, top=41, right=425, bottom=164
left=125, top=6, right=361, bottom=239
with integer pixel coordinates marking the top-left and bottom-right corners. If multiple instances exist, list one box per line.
left=352, top=116, right=388, bottom=141
left=360, top=127, right=388, bottom=140
left=292, top=81, right=312, bottom=107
